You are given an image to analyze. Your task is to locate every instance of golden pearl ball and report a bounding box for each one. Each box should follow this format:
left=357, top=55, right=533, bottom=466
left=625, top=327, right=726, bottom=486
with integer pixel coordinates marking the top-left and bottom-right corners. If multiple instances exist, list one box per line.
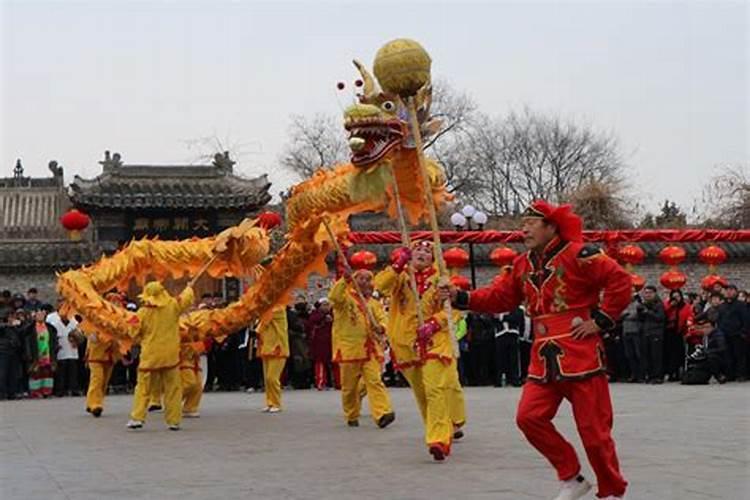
left=373, top=38, right=431, bottom=97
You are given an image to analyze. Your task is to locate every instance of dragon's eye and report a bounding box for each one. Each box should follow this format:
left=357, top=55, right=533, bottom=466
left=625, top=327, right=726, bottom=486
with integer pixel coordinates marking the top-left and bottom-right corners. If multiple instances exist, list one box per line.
left=381, top=101, right=395, bottom=112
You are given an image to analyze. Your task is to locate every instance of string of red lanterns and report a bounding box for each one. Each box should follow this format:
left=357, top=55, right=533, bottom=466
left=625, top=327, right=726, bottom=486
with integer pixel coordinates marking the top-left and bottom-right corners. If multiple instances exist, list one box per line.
left=658, top=245, right=687, bottom=290
left=697, top=245, right=728, bottom=291
left=489, top=246, right=518, bottom=268
left=618, top=244, right=646, bottom=291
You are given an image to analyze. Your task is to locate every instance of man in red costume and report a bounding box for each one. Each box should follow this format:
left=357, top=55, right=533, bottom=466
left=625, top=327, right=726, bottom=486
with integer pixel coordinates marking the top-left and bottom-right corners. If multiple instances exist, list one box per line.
left=441, top=200, right=631, bottom=500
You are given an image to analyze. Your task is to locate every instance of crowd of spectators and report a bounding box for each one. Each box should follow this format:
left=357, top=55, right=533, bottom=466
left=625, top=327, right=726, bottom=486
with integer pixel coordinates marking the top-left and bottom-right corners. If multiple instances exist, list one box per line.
left=2, top=279, right=747, bottom=403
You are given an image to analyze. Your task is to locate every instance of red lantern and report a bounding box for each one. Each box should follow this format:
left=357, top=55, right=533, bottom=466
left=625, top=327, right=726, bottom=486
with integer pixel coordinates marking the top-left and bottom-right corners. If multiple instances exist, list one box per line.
left=631, top=273, right=646, bottom=292
left=350, top=250, right=377, bottom=271
left=450, top=274, right=471, bottom=291
left=257, top=211, right=282, bottom=230
left=698, top=245, right=727, bottom=273
left=618, top=245, right=645, bottom=267
left=444, top=247, right=469, bottom=269
left=60, top=209, right=90, bottom=241
left=490, top=246, right=518, bottom=268
left=658, top=245, right=686, bottom=268
left=701, top=274, right=728, bottom=291
left=660, top=270, right=687, bottom=290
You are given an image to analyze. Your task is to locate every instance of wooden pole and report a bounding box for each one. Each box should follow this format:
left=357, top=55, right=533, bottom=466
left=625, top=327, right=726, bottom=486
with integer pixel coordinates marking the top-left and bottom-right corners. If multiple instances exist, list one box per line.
left=321, top=218, right=385, bottom=348
left=405, top=96, right=459, bottom=357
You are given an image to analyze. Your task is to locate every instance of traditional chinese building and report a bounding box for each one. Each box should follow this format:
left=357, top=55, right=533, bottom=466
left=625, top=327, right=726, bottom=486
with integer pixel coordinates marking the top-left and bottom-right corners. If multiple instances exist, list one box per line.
left=69, top=150, right=273, bottom=298
left=0, top=160, right=97, bottom=301
left=0, top=151, right=273, bottom=304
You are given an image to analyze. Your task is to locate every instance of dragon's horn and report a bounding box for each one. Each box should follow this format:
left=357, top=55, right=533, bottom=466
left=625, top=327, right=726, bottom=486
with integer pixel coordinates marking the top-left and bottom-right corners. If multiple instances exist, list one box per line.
left=352, top=59, right=376, bottom=98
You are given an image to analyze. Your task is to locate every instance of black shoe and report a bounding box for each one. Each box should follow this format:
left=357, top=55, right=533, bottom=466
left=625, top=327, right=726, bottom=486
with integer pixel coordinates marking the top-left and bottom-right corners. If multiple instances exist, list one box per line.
left=92, top=408, right=103, bottom=418
left=347, top=420, right=359, bottom=427
left=148, top=405, right=162, bottom=412
left=85, top=407, right=92, bottom=413
left=453, top=429, right=464, bottom=440
left=377, top=412, right=395, bottom=429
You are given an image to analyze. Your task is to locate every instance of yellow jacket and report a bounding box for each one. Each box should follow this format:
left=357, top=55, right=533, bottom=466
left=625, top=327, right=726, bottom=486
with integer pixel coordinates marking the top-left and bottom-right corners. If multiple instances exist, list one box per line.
left=179, top=342, right=201, bottom=372
left=374, top=266, right=455, bottom=368
left=329, top=278, right=387, bottom=363
left=86, top=335, right=116, bottom=364
left=135, top=286, right=195, bottom=370
left=258, top=307, right=289, bottom=358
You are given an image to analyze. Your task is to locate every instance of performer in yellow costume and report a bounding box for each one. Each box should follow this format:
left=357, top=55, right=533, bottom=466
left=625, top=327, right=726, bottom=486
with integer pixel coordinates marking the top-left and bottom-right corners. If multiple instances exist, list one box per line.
left=375, top=241, right=466, bottom=461
left=85, top=333, right=117, bottom=417
left=257, top=306, right=289, bottom=413
left=329, top=269, right=395, bottom=428
left=179, top=341, right=203, bottom=418
left=127, top=281, right=194, bottom=430
left=85, top=292, right=122, bottom=418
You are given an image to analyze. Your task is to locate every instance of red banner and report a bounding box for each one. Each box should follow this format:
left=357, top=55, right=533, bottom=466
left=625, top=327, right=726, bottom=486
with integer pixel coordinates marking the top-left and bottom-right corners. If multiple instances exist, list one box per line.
left=349, top=229, right=750, bottom=245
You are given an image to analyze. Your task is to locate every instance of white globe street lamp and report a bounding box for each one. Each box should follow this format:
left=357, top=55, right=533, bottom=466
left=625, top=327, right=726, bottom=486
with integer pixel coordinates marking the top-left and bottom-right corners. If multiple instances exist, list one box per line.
left=461, top=205, right=477, bottom=219
left=450, top=212, right=467, bottom=228
left=449, top=205, right=488, bottom=289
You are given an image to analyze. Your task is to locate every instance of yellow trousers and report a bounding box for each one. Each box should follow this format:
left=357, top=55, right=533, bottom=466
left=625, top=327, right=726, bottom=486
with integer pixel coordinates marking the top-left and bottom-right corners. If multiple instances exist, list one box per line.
left=148, top=375, right=162, bottom=407
left=131, top=367, right=182, bottom=426
left=86, top=363, right=113, bottom=411
left=340, top=358, right=393, bottom=423
left=401, top=359, right=463, bottom=447
left=262, top=357, right=286, bottom=409
left=445, top=359, right=467, bottom=428
left=181, top=368, right=203, bottom=413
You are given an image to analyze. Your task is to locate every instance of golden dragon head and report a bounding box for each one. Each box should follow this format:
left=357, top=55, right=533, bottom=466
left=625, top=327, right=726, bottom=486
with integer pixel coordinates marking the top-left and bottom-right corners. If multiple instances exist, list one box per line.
left=344, top=60, right=441, bottom=169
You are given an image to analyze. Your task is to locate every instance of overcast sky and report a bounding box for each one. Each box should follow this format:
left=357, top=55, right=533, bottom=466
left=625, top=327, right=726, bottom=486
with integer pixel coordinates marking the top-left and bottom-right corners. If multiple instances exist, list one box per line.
left=1, top=0, right=747, bottom=216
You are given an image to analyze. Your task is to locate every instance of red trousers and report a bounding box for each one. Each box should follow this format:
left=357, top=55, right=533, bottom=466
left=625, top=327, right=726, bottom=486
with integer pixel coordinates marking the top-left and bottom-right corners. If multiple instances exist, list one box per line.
left=314, top=361, right=340, bottom=390
left=516, top=374, right=627, bottom=498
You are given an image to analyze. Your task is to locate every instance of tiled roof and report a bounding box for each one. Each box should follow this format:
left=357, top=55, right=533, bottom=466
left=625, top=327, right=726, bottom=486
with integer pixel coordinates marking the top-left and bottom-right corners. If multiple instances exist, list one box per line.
left=0, top=161, right=69, bottom=240
left=70, top=152, right=272, bottom=210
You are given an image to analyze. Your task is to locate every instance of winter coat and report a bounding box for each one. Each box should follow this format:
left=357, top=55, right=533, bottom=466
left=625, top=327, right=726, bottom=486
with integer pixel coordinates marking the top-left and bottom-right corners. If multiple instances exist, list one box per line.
left=718, top=299, right=750, bottom=337
left=638, top=299, right=665, bottom=337
left=621, top=300, right=641, bottom=336
left=306, top=308, right=333, bottom=362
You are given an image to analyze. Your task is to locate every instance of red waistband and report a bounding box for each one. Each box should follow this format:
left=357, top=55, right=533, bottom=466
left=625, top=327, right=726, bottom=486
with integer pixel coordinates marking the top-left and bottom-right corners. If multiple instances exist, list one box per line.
left=534, top=309, right=591, bottom=338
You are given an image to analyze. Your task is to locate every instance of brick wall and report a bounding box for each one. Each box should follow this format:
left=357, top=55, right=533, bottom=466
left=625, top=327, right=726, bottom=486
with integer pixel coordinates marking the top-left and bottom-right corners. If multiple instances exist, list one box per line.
left=0, top=271, right=59, bottom=304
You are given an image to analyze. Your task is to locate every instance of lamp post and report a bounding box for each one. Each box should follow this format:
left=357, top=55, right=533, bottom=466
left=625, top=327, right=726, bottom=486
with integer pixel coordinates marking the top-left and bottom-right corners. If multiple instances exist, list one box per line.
left=450, top=205, right=487, bottom=289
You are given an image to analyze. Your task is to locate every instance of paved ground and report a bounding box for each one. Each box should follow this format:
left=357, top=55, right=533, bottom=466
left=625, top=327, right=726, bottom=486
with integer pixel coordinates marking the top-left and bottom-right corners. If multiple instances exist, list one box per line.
left=1, top=384, right=748, bottom=500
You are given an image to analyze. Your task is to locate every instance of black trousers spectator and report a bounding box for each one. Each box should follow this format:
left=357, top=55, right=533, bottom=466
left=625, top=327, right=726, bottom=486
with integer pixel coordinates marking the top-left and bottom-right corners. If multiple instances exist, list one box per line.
left=54, top=359, right=80, bottom=396
left=644, top=334, right=664, bottom=382
left=495, top=333, right=520, bottom=386
left=204, top=345, right=218, bottom=391
left=470, top=340, right=494, bottom=386
left=216, top=347, right=241, bottom=390
left=0, top=351, right=20, bottom=399
left=77, top=342, right=89, bottom=393
left=519, top=341, right=532, bottom=381
left=622, top=333, right=644, bottom=381
left=663, top=332, right=685, bottom=380
left=726, top=335, right=747, bottom=380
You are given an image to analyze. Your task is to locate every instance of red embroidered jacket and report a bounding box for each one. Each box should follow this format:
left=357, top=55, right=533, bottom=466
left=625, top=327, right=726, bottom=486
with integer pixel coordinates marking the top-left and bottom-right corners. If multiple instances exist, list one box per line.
left=455, top=237, right=632, bottom=383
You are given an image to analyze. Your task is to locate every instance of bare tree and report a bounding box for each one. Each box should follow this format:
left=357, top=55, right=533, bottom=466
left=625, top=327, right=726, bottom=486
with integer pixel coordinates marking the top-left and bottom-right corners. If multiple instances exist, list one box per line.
left=463, top=108, right=627, bottom=218
left=697, top=165, right=750, bottom=228
left=567, top=180, right=634, bottom=229
left=183, top=133, right=262, bottom=166
left=280, top=113, right=349, bottom=179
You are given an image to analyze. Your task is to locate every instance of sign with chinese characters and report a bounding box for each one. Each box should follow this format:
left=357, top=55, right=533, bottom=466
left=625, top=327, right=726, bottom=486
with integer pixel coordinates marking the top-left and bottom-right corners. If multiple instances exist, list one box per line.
left=126, top=213, right=218, bottom=239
